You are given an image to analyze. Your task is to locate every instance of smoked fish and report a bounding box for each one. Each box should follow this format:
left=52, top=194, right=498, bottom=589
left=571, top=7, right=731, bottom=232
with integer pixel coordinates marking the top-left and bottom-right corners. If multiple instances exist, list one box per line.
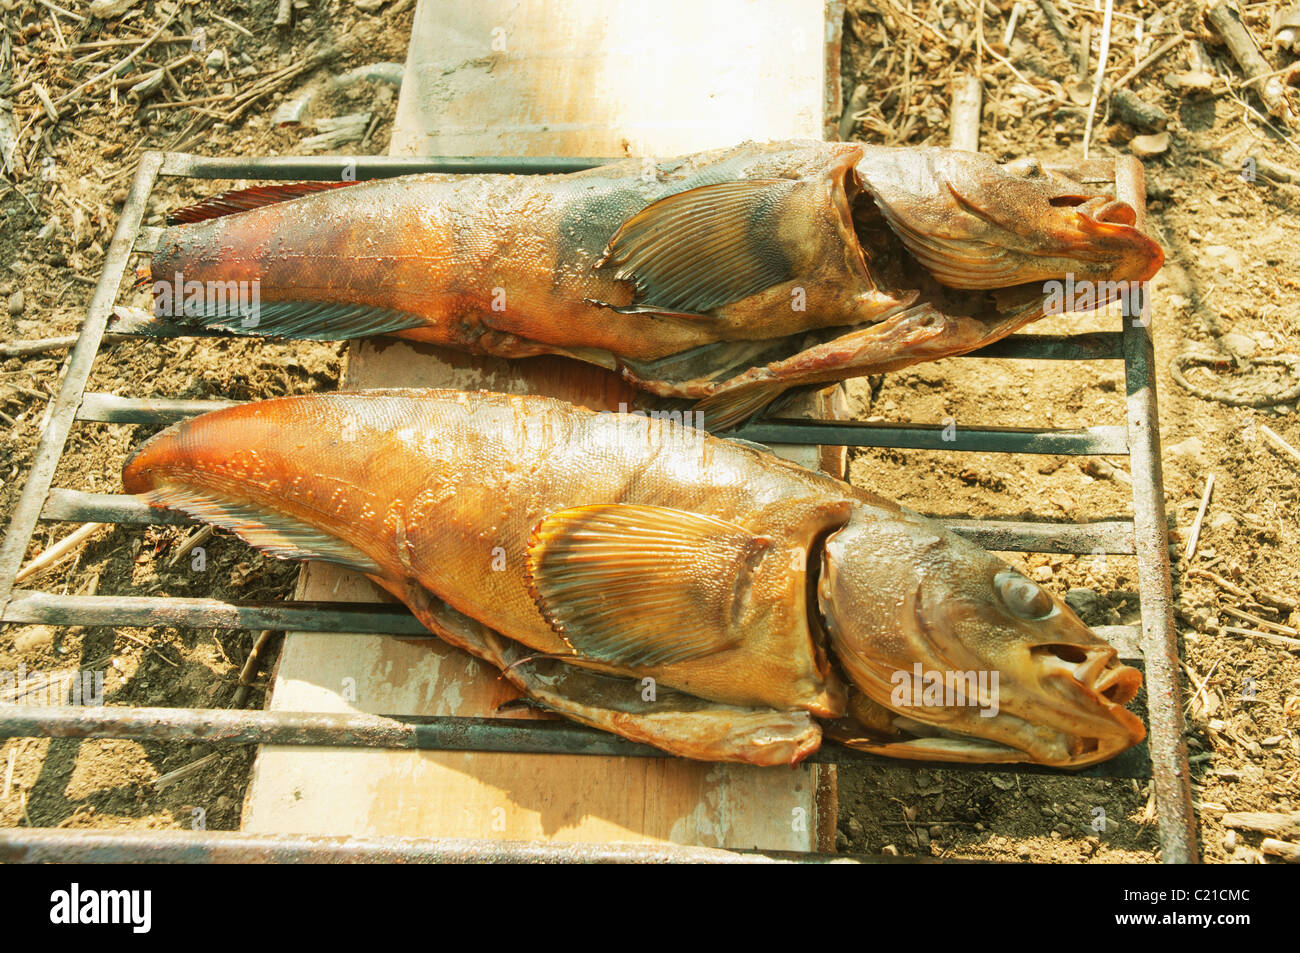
left=132, top=141, right=1163, bottom=426
left=123, top=390, right=1146, bottom=767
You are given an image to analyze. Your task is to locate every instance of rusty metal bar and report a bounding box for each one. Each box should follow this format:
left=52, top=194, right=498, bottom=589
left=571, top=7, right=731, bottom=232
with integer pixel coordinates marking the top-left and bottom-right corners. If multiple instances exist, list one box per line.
left=3, top=589, right=431, bottom=635
left=41, top=489, right=193, bottom=526
left=947, top=517, right=1135, bottom=555
left=0, top=589, right=1142, bottom=658
left=99, top=321, right=1125, bottom=359
left=36, top=489, right=1135, bottom=554
left=77, top=393, right=238, bottom=422
left=967, top=331, right=1123, bottom=361
left=733, top=420, right=1128, bottom=454
left=0, top=151, right=163, bottom=612
left=0, top=703, right=1150, bottom=776
left=77, top=392, right=1133, bottom=457
left=153, top=151, right=1116, bottom=186
left=0, top=828, right=950, bottom=864
left=160, top=152, right=611, bottom=179
left=1114, top=156, right=1197, bottom=864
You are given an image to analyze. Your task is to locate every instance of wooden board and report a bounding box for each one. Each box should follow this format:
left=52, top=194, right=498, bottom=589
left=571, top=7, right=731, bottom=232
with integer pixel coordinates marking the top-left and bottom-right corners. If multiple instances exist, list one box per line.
left=244, top=0, right=846, bottom=851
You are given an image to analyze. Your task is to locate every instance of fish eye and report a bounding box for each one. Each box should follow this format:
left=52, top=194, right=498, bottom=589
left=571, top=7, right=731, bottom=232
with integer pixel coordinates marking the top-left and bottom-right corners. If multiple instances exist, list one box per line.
left=994, top=570, right=1058, bottom=620
left=1002, top=157, right=1043, bottom=179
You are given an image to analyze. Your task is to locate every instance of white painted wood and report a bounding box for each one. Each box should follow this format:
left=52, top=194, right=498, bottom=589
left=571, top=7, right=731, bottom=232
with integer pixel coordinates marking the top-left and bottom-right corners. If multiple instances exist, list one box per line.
left=245, top=0, right=845, bottom=851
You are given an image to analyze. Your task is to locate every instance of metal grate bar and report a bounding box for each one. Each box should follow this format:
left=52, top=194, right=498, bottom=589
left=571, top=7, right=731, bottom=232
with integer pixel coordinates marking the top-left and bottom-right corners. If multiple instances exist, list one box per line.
left=42, top=489, right=194, bottom=526
left=36, top=489, right=1135, bottom=554
left=967, top=331, right=1122, bottom=361
left=734, top=420, right=1128, bottom=455
left=154, top=150, right=1122, bottom=185
left=78, top=394, right=1131, bottom=455
left=0, top=589, right=1143, bottom=658
left=5, top=589, right=430, bottom=636
left=0, top=828, right=947, bottom=864
left=1114, top=159, right=1195, bottom=862
left=77, top=393, right=238, bottom=422
left=0, top=703, right=1149, bottom=777
left=160, top=152, right=613, bottom=179
left=100, top=316, right=1126, bottom=360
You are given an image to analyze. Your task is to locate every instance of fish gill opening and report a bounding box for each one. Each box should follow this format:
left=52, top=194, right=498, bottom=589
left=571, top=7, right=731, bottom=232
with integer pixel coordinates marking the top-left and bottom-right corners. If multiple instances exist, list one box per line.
left=850, top=189, right=1000, bottom=322
left=805, top=524, right=846, bottom=693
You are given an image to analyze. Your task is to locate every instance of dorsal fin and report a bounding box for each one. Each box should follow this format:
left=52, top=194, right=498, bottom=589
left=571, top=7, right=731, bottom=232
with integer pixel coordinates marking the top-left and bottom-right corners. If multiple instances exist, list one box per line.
left=167, top=180, right=364, bottom=225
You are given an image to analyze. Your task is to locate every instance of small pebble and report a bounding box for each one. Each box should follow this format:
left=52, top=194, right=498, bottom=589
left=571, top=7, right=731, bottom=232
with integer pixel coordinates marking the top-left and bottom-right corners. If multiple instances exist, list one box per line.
left=6, top=290, right=23, bottom=316
left=1223, top=829, right=1237, bottom=851
left=1129, top=132, right=1170, bottom=159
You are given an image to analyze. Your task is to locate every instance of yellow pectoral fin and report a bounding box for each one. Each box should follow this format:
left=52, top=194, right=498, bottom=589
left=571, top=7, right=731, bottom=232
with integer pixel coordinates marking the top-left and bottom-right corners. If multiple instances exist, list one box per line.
left=592, top=179, right=799, bottom=316
left=525, top=503, right=770, bottom=668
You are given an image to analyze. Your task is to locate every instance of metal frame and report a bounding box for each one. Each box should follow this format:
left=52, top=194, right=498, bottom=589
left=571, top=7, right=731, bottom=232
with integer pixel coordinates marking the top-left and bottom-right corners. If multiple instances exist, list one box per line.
left=0, top=827, right=960, bottom=864
left=0, top=151, right=1196, bottom=862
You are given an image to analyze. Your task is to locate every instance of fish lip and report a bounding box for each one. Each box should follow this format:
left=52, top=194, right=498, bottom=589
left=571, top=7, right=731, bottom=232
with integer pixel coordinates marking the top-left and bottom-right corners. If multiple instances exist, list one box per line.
left=850, top=719, right=1140, bottom=768
left=880, top=598, right=1145, bottom=767
left=940, top=179, right=1162, bottom=285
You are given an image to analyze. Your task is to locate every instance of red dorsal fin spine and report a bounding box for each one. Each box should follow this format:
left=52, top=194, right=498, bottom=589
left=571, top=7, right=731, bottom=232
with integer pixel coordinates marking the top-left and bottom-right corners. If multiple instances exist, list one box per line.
left=167, top=180, right=365, bottom=225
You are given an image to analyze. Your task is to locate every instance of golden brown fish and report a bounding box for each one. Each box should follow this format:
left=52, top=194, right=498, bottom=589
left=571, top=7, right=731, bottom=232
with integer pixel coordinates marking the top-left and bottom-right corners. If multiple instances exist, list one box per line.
left=122, top=390, right=1146, bottom=768
left=128, top=141, right=1163, bottom=426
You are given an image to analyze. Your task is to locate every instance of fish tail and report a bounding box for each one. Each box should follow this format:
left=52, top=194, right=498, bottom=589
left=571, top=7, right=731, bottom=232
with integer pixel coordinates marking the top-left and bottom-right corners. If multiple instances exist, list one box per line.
left=124, top=397, right=382, bottom=575
left=142, top=185, right=427, bottom=341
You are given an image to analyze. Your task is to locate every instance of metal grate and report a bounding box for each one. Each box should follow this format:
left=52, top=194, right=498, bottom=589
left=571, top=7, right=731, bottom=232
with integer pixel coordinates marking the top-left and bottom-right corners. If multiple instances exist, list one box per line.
left=0, top=151, right=1195, bottom=863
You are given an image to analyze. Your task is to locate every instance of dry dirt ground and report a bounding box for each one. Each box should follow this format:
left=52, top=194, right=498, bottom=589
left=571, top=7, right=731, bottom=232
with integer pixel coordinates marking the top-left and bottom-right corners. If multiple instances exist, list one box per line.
left=1, top=0, right=1297, bottom=862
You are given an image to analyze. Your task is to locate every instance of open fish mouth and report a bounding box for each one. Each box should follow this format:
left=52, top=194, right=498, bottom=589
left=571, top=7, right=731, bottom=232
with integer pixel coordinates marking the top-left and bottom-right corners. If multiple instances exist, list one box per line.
left=826, top=635, right=1146, bottom=768
left=854, top=148, right=1164, bottom=293
left=870, top=183, right=1161, bottom=292
left=823, top=649, right=1146, bottom=768
left=811, top=519, right=1147, bottom=769
left=826, top=662, right=1146, bottom=768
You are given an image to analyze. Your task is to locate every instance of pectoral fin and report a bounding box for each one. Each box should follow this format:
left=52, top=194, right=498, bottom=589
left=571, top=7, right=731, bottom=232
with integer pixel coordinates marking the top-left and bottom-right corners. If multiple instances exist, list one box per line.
left=592, top=179, right=798, bottom=316
left=525, top=503, right=770, bottom=668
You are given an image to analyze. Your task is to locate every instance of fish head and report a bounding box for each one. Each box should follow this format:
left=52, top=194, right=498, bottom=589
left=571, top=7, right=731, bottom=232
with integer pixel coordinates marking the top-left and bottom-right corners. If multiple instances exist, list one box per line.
left=816, top=505, right=1145, bottom=767
left=854, top=146, right=1164, bottom=291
